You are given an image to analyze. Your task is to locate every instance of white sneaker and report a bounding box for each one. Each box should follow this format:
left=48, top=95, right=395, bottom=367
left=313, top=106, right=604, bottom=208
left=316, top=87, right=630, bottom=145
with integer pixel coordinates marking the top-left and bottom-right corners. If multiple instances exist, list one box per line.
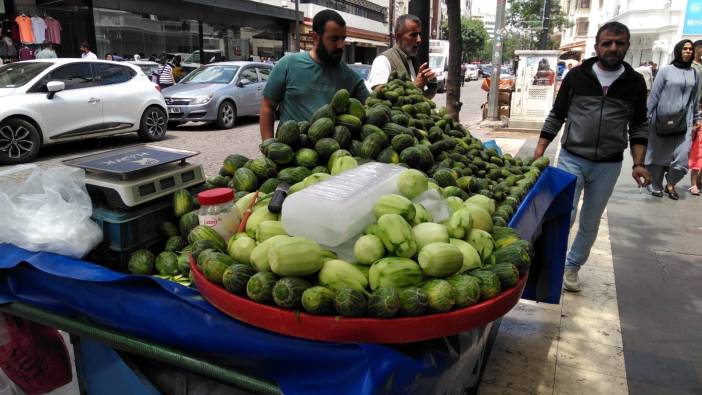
left=563, top=267, right=581, bottom=292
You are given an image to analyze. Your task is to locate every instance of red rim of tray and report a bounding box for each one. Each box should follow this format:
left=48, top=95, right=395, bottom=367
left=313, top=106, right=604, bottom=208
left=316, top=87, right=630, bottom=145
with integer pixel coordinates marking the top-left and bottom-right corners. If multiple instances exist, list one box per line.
left=190, top=258, right=527, bottom=343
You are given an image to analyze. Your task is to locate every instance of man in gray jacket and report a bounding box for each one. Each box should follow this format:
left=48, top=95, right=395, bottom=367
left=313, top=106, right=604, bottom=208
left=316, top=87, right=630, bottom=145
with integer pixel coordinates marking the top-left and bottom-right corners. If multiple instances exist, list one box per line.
left=533, top=22, right=651, bottom=292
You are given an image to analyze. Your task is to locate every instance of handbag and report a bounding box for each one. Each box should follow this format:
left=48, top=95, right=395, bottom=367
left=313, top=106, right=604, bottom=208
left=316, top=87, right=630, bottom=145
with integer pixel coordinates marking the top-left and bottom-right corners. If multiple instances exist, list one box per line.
left=655, top=70, right=698, bottom=137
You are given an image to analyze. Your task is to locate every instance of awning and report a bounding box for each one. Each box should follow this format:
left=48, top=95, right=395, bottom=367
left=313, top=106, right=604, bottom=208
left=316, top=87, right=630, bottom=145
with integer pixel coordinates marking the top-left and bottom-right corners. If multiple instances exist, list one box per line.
left=345, top=37, right=389, bottom=48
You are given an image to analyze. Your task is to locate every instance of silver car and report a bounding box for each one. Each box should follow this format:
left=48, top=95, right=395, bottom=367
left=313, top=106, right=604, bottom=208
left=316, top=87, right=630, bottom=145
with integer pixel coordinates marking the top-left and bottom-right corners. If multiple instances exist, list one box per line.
left=162, top=61, right=272, bottom=129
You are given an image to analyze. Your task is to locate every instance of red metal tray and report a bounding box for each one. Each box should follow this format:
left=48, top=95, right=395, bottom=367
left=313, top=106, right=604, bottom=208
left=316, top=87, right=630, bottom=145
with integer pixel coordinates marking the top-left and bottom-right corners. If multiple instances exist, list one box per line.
left=190, top=258, right=526, bottom=343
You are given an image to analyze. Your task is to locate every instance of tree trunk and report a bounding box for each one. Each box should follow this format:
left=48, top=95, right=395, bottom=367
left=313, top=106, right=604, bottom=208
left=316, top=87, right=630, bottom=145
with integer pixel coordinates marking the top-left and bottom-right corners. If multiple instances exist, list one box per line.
left=446, top=0, right=462, bottom=122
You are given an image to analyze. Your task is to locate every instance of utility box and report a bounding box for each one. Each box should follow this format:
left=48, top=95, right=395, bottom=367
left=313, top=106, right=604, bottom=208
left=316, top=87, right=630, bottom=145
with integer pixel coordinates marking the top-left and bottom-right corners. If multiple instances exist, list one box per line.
left=508, top=50, right=560, bottom=130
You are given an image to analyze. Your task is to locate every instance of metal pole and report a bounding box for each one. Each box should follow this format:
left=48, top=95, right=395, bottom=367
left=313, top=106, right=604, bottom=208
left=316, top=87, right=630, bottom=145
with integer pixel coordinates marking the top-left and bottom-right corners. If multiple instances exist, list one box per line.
left=488, top=0, right=506, bottom=121
left=539, top=0, right=551, bottom=50
left=295, top=0, right=301, bottom=52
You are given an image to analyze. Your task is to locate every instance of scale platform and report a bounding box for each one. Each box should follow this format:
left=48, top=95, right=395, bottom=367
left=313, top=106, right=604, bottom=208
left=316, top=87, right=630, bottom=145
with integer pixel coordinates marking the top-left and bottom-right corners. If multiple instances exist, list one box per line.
left=64, top=145, right=205, bottom=209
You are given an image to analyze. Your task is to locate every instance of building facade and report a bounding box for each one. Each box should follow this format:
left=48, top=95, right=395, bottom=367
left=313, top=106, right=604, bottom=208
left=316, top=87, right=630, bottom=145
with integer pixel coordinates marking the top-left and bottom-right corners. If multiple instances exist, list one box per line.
left=298, top=0, right=390, bottom=65
left=1, top=0, right=389, bottom=65
left=559, top=0, right=696, bottom=67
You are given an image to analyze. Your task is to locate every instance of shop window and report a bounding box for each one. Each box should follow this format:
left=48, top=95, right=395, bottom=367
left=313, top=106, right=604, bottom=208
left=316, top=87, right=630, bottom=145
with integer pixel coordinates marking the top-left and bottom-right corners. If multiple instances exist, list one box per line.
left=94, top=63, right=136, bottom=85
left=576, top=18, right=589, bottom=36
left=240, top=67, right=259, bottom=83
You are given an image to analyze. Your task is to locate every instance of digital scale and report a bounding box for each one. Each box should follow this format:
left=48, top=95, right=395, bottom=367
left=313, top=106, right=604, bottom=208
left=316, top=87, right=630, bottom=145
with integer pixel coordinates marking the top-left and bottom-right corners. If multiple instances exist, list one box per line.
left=64, top=145, right=205, bottom=209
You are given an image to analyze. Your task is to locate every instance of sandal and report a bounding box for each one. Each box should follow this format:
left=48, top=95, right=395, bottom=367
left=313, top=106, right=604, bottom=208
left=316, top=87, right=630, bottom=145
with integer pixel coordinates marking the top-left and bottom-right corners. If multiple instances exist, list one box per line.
left=665, top=185, right=680, bottom=200
left=689, top=185, right=701, bottom=196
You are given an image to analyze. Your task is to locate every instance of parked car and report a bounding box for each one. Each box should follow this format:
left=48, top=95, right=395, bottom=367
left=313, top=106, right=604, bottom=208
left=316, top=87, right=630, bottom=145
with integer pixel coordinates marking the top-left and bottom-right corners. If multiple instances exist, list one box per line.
left=479, top=64, right=493, bottom=78
left=162, top=61, right=272, bottom=129
left=465, top=64, right=479, bottom=81
left=0, top=59, right=167, bottom=164
left=127, top=60, right=160, bottom=82
left=347, top=63, right=372, bottom=91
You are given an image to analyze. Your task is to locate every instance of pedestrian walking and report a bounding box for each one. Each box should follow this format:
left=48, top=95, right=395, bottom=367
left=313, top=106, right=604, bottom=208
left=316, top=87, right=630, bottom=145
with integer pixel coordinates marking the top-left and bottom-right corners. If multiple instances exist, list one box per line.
left=533, top=21, right=651, bottom=292
left=156, top=54, right=175, bottom=89
left=34, top=41, right=56, bottom=59
left=645, top=40, right=699, bottom=199
left=79, top=42, right=97, bottom=59
left=171, top=55, right=184, bottom=82
left=635, top=62, right=653, bottom=96
left=259, top=9, right=369, bottom=141
left=460, top=63, right=466, bottom=87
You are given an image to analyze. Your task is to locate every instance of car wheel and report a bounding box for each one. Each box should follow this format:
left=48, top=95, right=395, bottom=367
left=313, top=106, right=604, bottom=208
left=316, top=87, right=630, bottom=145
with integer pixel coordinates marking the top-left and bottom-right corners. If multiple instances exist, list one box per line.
left=138, top=106, right=168, bottom=141
left=216, top=101, right=236, bottom=129
left=0, top=118, right=41, bottom=164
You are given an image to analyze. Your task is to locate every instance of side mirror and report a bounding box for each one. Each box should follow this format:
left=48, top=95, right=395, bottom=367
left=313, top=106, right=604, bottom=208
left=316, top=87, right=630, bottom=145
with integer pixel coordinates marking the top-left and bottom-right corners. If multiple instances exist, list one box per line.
left=46, top=81, right=65, bottom=99
left=237, top=78, right=251, bottom=87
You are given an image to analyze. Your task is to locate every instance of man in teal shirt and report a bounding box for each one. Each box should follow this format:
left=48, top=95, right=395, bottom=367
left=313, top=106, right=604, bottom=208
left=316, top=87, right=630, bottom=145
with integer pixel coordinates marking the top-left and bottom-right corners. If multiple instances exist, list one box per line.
left=259, top=10, right=369, bottom=140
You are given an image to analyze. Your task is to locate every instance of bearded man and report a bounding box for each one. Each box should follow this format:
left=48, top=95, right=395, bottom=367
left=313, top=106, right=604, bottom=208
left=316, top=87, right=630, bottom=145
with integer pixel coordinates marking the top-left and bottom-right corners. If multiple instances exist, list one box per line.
left=368, top=14, right=437, bottom=98
left=259, top=10, right=369, bottom=140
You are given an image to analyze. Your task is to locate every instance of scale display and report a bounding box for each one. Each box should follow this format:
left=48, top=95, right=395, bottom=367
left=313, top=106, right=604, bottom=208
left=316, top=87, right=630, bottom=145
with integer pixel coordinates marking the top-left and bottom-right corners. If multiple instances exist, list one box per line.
left=63, top=145, right=204, bottom=208
left=63, top=145, right=198, bottom=178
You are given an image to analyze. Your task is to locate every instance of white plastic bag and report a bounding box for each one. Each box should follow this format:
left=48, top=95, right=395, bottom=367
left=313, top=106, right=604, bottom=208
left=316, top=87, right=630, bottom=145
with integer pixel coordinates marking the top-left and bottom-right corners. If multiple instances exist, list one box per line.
left=0, top=164, right=102, bottom=258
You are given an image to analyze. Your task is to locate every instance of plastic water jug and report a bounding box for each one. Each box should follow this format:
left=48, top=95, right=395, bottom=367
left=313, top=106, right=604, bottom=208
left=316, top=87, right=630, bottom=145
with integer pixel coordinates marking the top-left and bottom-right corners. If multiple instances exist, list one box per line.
left=281, top=162, right=406, bottom=246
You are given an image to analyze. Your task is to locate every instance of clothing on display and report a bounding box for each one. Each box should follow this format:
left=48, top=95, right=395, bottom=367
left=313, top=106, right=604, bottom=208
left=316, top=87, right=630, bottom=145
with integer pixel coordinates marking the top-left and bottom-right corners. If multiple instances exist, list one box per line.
left=45, top=17, right=61, bottom=44
left=18, top=45, right=35, bottom=60
left=15, top=15, right=34, bottom=44
left=31, top=16, right=46, bottom=44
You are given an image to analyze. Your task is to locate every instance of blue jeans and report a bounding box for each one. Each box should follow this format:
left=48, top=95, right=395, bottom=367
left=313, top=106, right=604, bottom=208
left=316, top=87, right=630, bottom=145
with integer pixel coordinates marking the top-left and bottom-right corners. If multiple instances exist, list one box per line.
left=557, top=149, right=622, bottom=269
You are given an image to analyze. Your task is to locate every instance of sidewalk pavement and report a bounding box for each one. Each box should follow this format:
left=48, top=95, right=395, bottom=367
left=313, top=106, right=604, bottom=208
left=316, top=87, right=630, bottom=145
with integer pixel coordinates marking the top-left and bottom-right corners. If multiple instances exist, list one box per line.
left=469, top=130, right=702, bottom=394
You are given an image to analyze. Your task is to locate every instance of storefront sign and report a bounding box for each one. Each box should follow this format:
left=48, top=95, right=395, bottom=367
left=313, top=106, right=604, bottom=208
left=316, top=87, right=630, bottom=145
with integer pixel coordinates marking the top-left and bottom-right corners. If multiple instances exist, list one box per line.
left=683, top=0, right=702, bottom=35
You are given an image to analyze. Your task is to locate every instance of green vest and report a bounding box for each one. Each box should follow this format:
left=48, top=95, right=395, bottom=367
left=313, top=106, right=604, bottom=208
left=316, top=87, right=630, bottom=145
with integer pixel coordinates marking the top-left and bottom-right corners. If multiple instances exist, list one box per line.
left=382, top=46, right=413, bottom=79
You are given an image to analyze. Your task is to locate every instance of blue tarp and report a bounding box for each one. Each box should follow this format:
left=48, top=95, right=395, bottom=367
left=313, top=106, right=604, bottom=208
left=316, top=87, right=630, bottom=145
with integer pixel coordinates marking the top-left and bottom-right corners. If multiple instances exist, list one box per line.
left=0, top=167, right=575, bottom=395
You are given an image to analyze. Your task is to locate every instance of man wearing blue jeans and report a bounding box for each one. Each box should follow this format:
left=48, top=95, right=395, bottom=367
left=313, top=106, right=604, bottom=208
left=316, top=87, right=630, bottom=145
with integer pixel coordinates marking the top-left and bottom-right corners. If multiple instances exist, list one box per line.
left=533, top=22, right=652, bottom=292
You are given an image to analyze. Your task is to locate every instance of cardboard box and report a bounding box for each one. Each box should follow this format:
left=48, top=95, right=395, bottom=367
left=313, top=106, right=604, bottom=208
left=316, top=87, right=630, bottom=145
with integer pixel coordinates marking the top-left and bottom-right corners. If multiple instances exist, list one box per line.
left=498, top=92, right=511, bottom=105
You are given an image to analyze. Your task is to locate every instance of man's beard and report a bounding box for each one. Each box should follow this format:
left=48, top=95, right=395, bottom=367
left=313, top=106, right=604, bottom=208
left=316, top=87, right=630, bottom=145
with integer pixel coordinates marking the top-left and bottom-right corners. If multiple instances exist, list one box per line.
left=402, top=44, right=418, bottom=57
left=599, top=53, right=623, bottom=69
left=317, top=42, right=343, bottom=66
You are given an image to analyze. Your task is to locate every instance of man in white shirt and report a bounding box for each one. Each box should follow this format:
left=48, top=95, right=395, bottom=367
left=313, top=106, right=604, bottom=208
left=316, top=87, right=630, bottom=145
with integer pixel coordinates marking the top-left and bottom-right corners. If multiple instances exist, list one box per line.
left=634, top=62, right=653, bottom=95
left=368, top=14, right=436, bottom=98
left=79, top=42, right=97, bottom=59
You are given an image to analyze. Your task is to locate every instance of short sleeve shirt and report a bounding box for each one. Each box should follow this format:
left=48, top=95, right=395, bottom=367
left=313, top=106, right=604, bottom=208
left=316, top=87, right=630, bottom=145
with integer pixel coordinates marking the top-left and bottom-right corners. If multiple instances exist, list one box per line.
left=15, top=15, right=34, bottom=44
left=31, top=17, right=46, bottom=44
left=263, top=52, right=369, bottom=124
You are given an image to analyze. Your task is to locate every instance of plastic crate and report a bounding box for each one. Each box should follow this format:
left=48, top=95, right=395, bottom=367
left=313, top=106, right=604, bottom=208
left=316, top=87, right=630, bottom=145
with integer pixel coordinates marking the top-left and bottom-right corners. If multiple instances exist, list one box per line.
left=91, top=198, right=175, bottom=252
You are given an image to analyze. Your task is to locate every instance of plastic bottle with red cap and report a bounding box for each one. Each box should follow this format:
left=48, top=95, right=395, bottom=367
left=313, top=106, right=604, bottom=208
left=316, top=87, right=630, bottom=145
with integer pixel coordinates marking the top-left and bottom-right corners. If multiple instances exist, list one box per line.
left=197, top=188, right=241, bottom=240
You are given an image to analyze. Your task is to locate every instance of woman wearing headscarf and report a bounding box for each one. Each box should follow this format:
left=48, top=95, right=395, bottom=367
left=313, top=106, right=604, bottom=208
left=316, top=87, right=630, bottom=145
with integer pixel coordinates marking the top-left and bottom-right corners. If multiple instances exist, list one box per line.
left=646, top=39, right=700, bottom=199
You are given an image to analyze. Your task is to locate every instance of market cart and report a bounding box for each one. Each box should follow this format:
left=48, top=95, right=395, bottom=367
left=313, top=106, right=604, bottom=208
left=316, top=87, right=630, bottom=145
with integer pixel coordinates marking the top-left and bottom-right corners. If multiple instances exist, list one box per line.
left=0, top=166, right=575, bottom=395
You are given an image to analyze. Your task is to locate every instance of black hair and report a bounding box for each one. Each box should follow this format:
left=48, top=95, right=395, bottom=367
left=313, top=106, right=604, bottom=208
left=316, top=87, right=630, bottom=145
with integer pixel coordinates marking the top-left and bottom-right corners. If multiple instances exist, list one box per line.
left=394, top=14, right=422, bottom=35
left=312, top=9, right=346, bottom=37
left=694, top=40, right=702, bottom=48
left=595, top=22, right=630, bottom=43
left=80, top=41, right=90, bottom=49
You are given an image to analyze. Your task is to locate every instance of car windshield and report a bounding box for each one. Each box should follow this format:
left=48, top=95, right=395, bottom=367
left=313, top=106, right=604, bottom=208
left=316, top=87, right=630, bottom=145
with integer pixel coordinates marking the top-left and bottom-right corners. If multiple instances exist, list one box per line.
left=0, top=62, right=52, bottom=88
left=180, top=65, right=239, bottom=84
left=349, top=65, right=370, bottom=80
left=429, top=56, right=443, bottom=69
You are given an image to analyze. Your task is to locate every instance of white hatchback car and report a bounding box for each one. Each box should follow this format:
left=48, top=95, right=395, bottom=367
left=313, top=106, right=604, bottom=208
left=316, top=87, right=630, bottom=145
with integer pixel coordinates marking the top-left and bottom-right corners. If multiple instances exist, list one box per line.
left=0, top=59, right=168, bottom=164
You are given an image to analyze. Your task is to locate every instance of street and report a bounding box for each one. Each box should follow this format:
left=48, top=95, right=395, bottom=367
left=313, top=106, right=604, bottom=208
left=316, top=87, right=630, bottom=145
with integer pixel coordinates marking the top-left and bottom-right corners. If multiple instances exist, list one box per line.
left=13, top=79, right=490, bottom=176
